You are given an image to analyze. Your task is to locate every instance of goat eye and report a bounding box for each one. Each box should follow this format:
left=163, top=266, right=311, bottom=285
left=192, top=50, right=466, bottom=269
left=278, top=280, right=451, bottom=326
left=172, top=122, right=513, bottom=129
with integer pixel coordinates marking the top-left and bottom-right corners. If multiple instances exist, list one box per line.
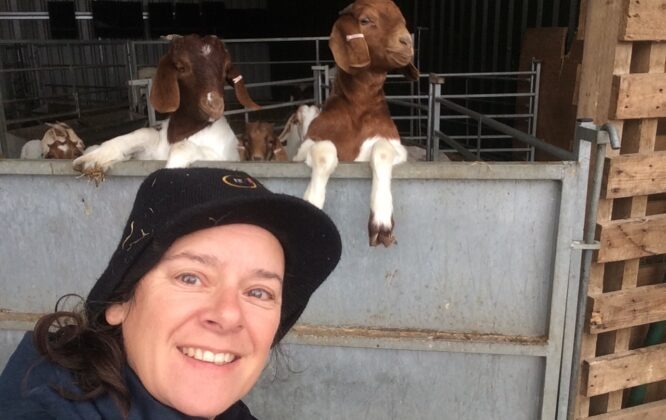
left=360, top=17, right=371, bottom=25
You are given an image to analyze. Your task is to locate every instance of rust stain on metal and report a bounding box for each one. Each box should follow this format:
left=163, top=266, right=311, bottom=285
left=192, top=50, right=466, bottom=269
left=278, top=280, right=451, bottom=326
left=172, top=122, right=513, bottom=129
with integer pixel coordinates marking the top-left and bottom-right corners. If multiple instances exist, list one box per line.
left=292, top=324, right=547, bottom=346
left=0, top=309, right=44, bottom=323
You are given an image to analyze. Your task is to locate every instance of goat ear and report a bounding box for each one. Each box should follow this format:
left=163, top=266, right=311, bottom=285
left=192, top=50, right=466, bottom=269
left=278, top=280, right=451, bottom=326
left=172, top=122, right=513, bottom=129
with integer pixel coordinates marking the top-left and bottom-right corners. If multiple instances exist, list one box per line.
left=225, top=61, right=261, bottom=110
left=150, top=55, right=180, bottom=113
left=399, top=62, right=420, bottom=81
left=329, top=14, right=370, bottom=74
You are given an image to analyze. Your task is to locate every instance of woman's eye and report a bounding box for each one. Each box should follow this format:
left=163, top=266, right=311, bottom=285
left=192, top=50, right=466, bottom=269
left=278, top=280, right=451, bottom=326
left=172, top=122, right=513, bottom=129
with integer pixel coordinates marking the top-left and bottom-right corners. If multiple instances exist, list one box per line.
left=177, top=273, right=201, bottom=285
left=247, top=288, right=274, bottom=301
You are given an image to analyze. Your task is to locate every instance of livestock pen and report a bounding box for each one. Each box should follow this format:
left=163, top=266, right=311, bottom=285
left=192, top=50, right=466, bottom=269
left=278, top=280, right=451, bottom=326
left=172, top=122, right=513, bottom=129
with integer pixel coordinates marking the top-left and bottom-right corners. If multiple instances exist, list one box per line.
left=3, top=1, right=666, bottom=418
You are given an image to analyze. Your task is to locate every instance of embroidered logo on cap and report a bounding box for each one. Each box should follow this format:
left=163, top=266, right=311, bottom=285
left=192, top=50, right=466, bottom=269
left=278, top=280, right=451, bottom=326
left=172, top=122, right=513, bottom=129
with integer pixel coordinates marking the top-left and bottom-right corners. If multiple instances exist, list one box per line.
left=222, top=175, right=257, bottom=189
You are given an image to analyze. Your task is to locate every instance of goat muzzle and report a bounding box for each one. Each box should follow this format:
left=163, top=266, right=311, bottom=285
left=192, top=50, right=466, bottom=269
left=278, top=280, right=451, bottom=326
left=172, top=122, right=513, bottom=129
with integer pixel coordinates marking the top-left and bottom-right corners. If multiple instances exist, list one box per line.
left=200, top=91, right=225, bottom=120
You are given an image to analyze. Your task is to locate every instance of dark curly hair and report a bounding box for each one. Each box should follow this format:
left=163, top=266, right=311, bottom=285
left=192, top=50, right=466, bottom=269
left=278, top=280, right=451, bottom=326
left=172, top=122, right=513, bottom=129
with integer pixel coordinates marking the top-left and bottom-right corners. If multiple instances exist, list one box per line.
left=32, top=286, right=137, bottom=418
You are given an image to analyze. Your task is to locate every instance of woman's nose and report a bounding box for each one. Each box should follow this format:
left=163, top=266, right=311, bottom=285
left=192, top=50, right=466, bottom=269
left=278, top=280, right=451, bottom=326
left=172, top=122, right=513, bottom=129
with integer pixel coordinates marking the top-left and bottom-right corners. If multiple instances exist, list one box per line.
left=202, top=288, right=243, bottom=331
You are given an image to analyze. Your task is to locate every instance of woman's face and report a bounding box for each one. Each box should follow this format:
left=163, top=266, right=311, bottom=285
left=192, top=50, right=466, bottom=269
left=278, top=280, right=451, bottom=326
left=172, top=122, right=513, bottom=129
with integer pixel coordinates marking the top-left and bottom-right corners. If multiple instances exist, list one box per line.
left=106, top=224, right=284, bottom=418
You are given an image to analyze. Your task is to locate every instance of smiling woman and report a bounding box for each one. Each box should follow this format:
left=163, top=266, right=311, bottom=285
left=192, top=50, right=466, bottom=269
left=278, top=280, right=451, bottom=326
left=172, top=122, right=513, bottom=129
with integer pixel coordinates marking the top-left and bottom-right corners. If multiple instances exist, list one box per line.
left=0, top=168, right=342, bottom=419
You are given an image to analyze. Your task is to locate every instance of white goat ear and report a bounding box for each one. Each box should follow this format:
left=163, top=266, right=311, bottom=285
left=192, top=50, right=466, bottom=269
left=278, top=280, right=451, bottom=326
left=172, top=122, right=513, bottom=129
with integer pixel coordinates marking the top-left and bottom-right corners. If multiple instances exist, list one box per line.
left=150, top=54, right=180, bottom=113
left=329, top=14, right=370, bottom=74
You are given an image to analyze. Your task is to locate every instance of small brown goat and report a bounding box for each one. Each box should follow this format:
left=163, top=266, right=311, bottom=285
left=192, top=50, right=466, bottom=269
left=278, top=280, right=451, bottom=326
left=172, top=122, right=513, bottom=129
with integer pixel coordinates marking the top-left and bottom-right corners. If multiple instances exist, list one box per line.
left=294, top=0, right=418, bottom=247
left=238, top=121, right=287, bottom=161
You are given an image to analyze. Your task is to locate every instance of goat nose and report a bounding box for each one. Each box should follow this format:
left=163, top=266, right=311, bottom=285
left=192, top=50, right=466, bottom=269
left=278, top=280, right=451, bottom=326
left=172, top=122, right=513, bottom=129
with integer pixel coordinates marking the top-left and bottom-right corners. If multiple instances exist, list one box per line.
left=202, top=91, right=224, bottom=117
left=399, top=34, right=412, bottom=47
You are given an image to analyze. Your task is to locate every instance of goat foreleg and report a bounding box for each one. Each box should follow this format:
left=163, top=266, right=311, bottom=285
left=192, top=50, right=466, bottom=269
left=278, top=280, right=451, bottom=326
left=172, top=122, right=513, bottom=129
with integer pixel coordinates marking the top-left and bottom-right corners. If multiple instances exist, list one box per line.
left=368, top=138, right=399, bottom=247
left=303, top=140, right=338, bottom=209
left=73, top=127, right=161, bottom=174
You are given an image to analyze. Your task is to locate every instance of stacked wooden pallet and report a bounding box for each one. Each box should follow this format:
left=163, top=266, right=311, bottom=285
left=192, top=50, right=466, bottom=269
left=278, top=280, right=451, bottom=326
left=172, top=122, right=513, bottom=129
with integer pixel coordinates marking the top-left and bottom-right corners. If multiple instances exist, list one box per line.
left=574, top=1, right=666, bottom=418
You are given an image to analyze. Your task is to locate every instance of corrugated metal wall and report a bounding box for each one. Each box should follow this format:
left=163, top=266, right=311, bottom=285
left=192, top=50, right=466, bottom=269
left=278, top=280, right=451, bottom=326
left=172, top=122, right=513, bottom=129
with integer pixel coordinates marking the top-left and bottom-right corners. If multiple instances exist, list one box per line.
left=413, top=0, right=580, bottom=73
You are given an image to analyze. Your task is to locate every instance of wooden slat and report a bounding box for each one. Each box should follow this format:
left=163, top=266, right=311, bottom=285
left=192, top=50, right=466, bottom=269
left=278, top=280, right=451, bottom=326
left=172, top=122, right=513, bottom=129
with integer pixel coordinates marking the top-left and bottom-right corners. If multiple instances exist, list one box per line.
left=582, top=343, right=666, bottom=397
left=575, top=399, right=666, bottom=420
left=611, top=73, right=666, bottom=119
left=587, top=283, right=666, bottom=333
left=620, top=0, right=666, bottom=41
left=602, top=151, right=666, bottom=198
left=597, top=213, right=666, bottom=263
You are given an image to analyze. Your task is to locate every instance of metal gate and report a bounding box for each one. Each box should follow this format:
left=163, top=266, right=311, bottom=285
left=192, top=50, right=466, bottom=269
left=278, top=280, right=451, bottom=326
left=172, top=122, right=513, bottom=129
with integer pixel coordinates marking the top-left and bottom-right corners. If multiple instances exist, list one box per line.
left=0, top=137, right=592, bottom=418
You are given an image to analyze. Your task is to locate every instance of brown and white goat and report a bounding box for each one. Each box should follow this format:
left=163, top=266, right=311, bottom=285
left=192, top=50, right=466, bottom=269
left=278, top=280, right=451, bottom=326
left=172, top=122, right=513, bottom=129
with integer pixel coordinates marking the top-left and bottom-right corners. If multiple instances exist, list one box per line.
left=73, top=34, right=259, bottom=177
left=238, top=121, right=286, bottom=161
left=20, top=122, right=85, bottom=159
left=294, top=0, right=419, bottom=247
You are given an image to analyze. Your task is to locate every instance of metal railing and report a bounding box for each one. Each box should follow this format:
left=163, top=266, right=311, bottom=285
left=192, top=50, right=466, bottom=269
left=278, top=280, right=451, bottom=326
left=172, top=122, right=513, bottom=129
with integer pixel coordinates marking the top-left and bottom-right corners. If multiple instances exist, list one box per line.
left=1, top=38, right=544, bottom=162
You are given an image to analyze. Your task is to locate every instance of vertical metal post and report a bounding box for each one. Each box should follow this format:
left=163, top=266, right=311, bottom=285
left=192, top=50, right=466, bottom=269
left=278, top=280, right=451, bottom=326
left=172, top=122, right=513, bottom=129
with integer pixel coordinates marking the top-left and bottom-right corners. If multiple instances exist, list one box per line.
left=0, top=85, right=8, bottom=157
left=531, top=60, right=542, bottom=161
left=427, top=74, right=444, bottom=161
left=565, top=120, right=620, bottom=420
left=476, top=116, right=482, bottom=159
left=146, top=79, right=156, bottom=127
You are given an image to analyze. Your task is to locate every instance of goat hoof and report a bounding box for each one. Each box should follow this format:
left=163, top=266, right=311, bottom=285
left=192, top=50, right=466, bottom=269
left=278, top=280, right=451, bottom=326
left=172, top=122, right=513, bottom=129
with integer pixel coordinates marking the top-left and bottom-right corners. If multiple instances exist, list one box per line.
left=78, top=166, right=106, bottom=187
left=368, top=213, right=397, bottom=247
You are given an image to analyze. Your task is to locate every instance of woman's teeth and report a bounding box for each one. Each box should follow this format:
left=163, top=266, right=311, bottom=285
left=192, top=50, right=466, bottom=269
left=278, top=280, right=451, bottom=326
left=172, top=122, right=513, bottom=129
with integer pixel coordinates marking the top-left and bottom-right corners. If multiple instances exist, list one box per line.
left=180, top=347, right=236, bottom=365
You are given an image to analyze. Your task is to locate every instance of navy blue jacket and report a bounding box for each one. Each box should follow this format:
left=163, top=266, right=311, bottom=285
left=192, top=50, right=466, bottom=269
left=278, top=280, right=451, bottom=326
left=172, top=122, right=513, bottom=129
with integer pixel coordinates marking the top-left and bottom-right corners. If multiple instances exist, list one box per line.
left=0, top=332, right=257, bottom=420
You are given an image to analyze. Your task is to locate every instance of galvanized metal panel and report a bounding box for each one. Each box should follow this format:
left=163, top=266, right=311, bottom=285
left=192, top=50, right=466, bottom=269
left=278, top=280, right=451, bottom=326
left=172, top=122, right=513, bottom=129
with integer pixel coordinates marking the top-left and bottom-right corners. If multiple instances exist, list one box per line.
left=246, top=344, right=545, bottom=420
left=1, top=165, right=559, bottom=337
left=0, top=158, right=589, bottom=420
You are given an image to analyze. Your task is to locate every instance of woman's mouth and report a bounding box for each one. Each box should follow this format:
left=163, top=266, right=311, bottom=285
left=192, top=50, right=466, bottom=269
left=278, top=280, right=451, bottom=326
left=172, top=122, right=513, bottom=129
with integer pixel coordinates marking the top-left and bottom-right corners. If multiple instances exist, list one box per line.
left=180, top=347, right=238, bottom=365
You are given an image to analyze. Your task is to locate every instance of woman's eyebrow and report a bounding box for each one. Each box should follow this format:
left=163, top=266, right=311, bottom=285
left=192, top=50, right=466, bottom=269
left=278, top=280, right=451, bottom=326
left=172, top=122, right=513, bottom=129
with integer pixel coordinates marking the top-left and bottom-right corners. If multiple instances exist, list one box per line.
left=162, top=252, right=219, bottom=266
left=252, top=269, right=284, bottom=284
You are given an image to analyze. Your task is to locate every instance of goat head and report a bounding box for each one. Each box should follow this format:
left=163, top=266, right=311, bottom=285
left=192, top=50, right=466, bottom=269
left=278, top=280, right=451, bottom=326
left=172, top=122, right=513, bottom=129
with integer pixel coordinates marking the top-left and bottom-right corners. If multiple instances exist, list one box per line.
left=239, top=121, right=284, bottom=161
left=330, top=0, right=418, bottom=79
left=42, top=122, right=85, bottom=159
left=150, top=34, right=260, bottom=144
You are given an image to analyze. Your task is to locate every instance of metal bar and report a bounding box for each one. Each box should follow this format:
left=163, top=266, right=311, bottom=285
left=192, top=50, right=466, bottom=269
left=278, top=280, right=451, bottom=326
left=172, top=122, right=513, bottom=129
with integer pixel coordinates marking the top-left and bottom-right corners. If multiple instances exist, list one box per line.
left=531, top=61, right=542, bottom=161
left=223, top=99, right=314, bottom=116
left=285, top=326, right=549, bottom=357
left=386, top=98, right=429, bottom=112
left=435, top=129, right=479, bottom=161
left=436, top=97, right=576, bottom=160
left=557, top=137, right=592, bottom=420
left=540, top=154, right=581, bottom=419
left=0, top=159, right=574, bottom=181
left=427, top=76, right=444, bottom=161
left=480, top=0, right=489, bottom=71
left=0, top=85, right=7, bottom=157
left=468, top=0, right=477, bottom=71
left=492, top=0, right=502, bottom=72
left=566, top=121, right=618, bottom=419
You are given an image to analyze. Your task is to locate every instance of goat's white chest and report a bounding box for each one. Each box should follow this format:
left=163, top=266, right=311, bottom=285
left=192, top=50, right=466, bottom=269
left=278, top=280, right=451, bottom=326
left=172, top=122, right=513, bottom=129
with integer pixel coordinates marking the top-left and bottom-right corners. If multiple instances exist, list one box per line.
left=354, top=136, right=407, bottom=164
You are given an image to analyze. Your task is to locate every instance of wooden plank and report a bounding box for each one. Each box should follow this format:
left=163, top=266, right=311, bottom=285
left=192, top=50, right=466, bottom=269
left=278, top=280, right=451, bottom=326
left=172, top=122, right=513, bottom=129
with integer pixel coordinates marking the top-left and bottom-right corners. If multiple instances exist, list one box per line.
left=582, top=343, right=666, bottom=396
left=575, top=0, right=628, bottom=415
left=588, top=283, right=666, bottom=333
left=602, top=151, right=666, bottom=198
left=597, top=213, right=666, bottom=263
left=611, top=73, right=666, bottom=119
left=620, top=0, right=666, bottom=41
left=576, top=1, right=627, bottom=123
left=575, top=399, right=666, bottom=420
